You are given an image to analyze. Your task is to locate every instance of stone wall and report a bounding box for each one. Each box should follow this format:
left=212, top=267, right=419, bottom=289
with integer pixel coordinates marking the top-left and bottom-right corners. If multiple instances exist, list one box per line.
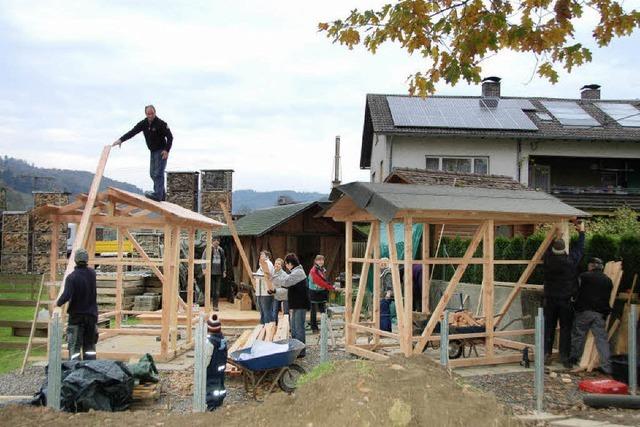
left=166, top=172, right=198, bottom=212
left=200, top=169, right=233, bottom=221
left=1, top=212, right=30, bottom=273
left=31, top=192, right=69, bottom=274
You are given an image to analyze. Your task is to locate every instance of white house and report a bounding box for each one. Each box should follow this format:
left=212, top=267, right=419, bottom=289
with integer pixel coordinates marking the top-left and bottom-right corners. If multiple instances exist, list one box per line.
left=360, top=78, right=640, bottom=214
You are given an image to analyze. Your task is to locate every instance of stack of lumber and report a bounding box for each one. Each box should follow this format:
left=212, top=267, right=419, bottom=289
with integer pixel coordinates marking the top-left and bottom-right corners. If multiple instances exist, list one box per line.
left=133, top=293, right=162, bottom=311
left=578, top=261, right=623, bottom=372
left=132, top=382, right=160, bottom=401
left=96, top=273, right=145, bottom=311
left=449, top=310, right=483, bottom=327
left=225, top=315, right=290, bottom=375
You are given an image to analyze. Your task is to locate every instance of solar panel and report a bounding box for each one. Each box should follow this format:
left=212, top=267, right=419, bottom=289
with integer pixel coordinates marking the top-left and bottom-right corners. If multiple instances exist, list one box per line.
left=595, top=103, right=640, bottom=127
left=386, top=97, right=538, bottom=131
left=536, top=112, right=553, bottom=121
left=540, top=101, right=600, bottom=127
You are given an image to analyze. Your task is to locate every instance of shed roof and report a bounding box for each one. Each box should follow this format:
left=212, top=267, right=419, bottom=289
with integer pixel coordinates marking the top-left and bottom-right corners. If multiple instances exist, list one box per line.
left=386, top=168, right=526, bottom=190
left=217, top=202, right=316, bottom=237
left=326, top=182, right=587, bottom=223
left=34, top=187, right=224, bottom=229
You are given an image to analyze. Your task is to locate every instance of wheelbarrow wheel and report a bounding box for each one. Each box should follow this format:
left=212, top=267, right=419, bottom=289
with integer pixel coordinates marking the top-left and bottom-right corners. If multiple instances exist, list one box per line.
left=449, top=340, right=463, bottom=359
left=278, top=363, right=306, bottom=393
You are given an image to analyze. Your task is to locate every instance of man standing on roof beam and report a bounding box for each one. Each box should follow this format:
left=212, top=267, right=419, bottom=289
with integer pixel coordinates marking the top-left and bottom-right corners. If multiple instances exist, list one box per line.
left=113, top=105, right=173, bottom=202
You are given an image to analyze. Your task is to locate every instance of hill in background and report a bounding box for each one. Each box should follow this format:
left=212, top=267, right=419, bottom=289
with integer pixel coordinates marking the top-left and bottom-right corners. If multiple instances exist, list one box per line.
left=0, top=156, right=328, bottom=212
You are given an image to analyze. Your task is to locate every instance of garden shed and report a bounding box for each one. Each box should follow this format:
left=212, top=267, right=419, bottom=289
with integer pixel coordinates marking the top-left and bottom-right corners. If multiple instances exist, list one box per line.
left=324, top=182, right=586, bottom=366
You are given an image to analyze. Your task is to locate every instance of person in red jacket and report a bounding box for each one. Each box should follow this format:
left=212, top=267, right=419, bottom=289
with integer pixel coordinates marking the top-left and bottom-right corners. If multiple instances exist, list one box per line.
left=308, top=255, right=335, bottom=333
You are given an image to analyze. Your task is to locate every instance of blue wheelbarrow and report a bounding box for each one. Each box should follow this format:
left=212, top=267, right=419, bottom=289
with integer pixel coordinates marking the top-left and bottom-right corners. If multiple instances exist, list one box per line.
left=228, top=338, right=306, bottom=399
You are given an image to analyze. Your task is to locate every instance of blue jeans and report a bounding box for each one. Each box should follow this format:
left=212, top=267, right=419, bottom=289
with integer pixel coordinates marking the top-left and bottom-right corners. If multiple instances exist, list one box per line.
left=257, top=295, right=275, bottom=324
left=272, top=299, right=289, bottom=321
left=150, top=149, right=167, bottom=201
left=380, top=299, right=392, bottom=332
left=289, top=308, right=306, bottom=355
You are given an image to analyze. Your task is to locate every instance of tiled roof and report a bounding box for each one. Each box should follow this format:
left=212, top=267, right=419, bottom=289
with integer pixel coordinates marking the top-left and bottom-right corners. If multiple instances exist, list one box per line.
left=361, top=94, right=640, bottom=168
left=217, top=202, right=316, bottom=237
left=386, top=168, right=526, bottom=190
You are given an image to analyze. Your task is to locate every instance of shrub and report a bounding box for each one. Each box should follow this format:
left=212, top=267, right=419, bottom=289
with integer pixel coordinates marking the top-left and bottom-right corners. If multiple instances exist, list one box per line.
left=494, top=236, right=511, bottom=282
left=618, top=233, right=640, bottom=290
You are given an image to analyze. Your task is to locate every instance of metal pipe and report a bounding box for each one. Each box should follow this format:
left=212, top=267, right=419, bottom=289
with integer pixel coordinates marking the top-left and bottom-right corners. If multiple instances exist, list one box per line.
left=320, top=312, right=328, bottom=363
left=534, top=307, right=544, bottom=412
left=630, top=304, right=637, bottom=395
left=193, top=314, right=206, bottom=412
left=440, top=310, right=449, bottom=367
left=47, top=313, right=62, bottom=410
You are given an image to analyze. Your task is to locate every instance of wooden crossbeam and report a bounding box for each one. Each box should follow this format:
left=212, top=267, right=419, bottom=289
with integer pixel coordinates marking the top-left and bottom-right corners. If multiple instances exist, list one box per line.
left=385, top=222, right=407, bottom=352
left=403, top=217, right=413, bottom=356
left=494, top=224, right=558, bottom=327
left=123, top=229, right=165, bottom=284
left=220, top=202, right=255, bottom=289
left=414, top=222, right=487, bottom=354
left=351, top=223, right=375, bottom=324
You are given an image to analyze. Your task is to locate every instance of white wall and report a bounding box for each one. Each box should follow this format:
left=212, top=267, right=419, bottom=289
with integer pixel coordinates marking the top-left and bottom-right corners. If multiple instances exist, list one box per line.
left=369, top=133, right=390, bottom=182
left=389, top=135, right=519, bottom=179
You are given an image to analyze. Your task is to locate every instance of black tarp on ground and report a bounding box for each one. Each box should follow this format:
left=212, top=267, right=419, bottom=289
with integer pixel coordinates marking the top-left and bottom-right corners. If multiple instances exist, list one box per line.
left=32, top=360, right=134, bottom=412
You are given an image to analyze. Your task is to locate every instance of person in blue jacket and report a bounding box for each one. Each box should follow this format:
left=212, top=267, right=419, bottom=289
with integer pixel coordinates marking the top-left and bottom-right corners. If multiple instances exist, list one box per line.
left=205, top=313, right=227, bottom=410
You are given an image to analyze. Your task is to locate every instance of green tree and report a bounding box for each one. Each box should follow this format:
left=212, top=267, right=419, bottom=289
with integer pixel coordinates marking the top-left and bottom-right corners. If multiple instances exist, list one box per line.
left=319, top=1, right=640, bottom=95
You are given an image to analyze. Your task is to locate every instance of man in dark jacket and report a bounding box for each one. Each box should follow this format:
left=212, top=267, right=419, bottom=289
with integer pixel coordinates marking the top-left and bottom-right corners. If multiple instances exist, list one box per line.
left=543, top=222, right=585, bottom=368
left=56, top=248, right=98, bottom=360
left=282, top=253, right=310, bottom=357
left=569, top=257, right=613, bottom=373
left=113, top=105, right=173, bottom=201
left=201, top=238, right=226, bottom=310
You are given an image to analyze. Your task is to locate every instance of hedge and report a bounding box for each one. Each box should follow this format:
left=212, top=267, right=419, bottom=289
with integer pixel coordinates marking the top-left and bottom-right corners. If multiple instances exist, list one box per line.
left=433, top=231, right=640, bottom=290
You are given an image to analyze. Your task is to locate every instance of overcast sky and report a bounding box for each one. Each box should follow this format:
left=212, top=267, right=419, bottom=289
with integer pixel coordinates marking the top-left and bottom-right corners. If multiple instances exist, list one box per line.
left=1, top=1, right=639, bottom=193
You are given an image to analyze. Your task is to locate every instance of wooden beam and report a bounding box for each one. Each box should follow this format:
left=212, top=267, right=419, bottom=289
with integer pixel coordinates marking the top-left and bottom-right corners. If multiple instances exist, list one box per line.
left=494, top=338, right=535, bottom=351
left=385, top=222, right=406, bottom=353
left=170, top=226, right=180, bottom=351
left=186, top=227, right=195, bottom=343
left=448, top=353, right=527, bottom=368
left=352, top=223, right=374, bottom=324
left=348, top=323, right=400, bottom=340
left=345, top=345, right=390, bottom=361
left=220, top=202, right=255, bottom=290
left=57, top=145, right=111, bottom=301
left=115, top=226, right=124, bottom=328
left=483, top=220, right=495, bottom=357
left=372, top=221, right=381, bottom=346
left=123, top=229, right=165, bottom=284
left=204, top=230, right=212, bottom=312
left=344, top=221, right=354, bottom=346
left=422, top=223, right=430, bottom=314
left=160, top=225, right=171, bottom=358
left=414, top=222, right=486, bottom=354
left=403, top=217, right=413, bottom=356
left=494, top=225, right=557, bottom=327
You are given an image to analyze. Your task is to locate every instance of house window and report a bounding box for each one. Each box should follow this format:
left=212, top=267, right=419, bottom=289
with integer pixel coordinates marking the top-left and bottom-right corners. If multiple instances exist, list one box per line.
left=425, top=156, right=489, bottom=175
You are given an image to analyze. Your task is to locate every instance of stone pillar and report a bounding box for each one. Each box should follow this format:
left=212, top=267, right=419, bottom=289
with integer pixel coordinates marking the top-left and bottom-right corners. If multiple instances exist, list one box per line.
left=167, top=171, right=199, bottom=212
left=1, top=211, right=30, bottom=273
left=31, top=192, right=70, bottom=274
left=200, top=170, right=233, bottom=223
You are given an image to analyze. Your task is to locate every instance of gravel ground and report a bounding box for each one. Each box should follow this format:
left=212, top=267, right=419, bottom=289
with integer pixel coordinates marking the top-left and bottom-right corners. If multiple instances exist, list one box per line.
left=463, top=368, right=640, bottom=426
left=0, top=366, right=45, bottom=398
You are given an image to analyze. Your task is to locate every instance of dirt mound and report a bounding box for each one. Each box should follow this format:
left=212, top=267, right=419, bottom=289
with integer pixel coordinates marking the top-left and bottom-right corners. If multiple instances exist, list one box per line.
left=221, top=355, right=520, bottom=426
left=0, top=355, right=520, bottom=426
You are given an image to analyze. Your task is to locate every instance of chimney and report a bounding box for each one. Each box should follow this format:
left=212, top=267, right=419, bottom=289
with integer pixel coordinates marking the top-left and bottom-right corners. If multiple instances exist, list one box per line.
left=481, top=76, right=501, bottom=98
left=332, top=135, right=341, bottom=188
left=580, top=84, right=601, bottom=100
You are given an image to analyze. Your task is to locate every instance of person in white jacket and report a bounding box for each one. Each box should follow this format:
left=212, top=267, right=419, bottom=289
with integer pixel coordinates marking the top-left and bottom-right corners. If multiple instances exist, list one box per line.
left=271, top=258, right=289, bottom=323
left=254, top=250, right=275, bottom=324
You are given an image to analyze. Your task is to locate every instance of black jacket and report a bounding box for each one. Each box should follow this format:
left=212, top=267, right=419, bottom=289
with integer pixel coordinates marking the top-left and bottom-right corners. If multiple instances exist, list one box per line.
left=120, top=117, right=173, bottom=152
left=283, top=266, right=310, bottom=310
left=574, top=270, right=613, bottom=314
left=543, top=232, right=585, bottom=299
left=57, top=265, right=98, bottom=318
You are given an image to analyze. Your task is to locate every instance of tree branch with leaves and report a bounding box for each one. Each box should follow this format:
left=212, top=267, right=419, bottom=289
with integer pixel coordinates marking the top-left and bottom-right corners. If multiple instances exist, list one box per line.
left=319, top=0, right=640, bottom=95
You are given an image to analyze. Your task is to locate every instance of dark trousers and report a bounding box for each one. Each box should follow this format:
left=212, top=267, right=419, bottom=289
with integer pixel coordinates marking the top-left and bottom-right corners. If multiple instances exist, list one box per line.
left=149, top=149, right=167, bottom=201
left=205, top=333, right=227, bottom=411
left=544, top=298, right=574, bottom=363
left=211, top=275, right=222, bottom=309
left=380, top=299, right=392, bottom=332
left=67, top=314, right=98, bottom=360
left=290, top=308, right=306, bottom=356
left=309, top=289, right=328, bottom=331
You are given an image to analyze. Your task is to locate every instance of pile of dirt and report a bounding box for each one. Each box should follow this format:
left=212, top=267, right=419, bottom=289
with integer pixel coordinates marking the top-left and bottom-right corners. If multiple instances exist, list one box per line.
left=0, top=355, right=521, bottom=426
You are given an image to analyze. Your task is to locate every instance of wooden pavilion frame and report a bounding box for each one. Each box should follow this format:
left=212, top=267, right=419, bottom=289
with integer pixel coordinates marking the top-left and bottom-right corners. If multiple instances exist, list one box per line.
left=325, top=182, right=585, bottom=367
left=36, top=186, right=224, bottom=362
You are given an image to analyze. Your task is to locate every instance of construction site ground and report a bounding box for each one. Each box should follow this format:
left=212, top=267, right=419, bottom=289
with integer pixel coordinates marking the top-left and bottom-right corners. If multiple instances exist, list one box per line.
left=2, top=336, right=640, bottom=426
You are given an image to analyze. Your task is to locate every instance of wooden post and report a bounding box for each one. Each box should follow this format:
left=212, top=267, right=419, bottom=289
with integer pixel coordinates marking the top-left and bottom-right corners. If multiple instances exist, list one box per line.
left=48, top=222, right=59, bottom=314
left=170, top=227, right=181, bottom=351
left=352, top=224, right=374, bottom=324
left=160, top=225, right=172, bottom=358
left=115, top=226, right=124, bottom=328
left=220, top=202, right=254, bottom=291
left=186, top=227, right=195, bottom=343
left=372, top=221, right=381, bottom=346
left=414, top=223, right=486, bottom=354
left=386, top=222, right=406, bottom=353
left=87, top=224, right=96, bottom=269
left=404, top=217, right=413, bottom=356
left=344, top=221, right=354, bottom=346
left=204, top=230, right=212, bottom=312
left=483, top=220, right=495, bottom=357
left=422, top=223, right=430, bottom=313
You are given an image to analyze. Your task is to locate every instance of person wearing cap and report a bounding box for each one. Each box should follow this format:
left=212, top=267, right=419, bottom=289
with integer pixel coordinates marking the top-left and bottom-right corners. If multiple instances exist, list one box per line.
left=568, top=257, right=613, bottom=373
left=55, top=248, right=98, bottom=361
left=205, top=313, right=227, bottom=410
left=543, top=221, right=585, bottom=368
